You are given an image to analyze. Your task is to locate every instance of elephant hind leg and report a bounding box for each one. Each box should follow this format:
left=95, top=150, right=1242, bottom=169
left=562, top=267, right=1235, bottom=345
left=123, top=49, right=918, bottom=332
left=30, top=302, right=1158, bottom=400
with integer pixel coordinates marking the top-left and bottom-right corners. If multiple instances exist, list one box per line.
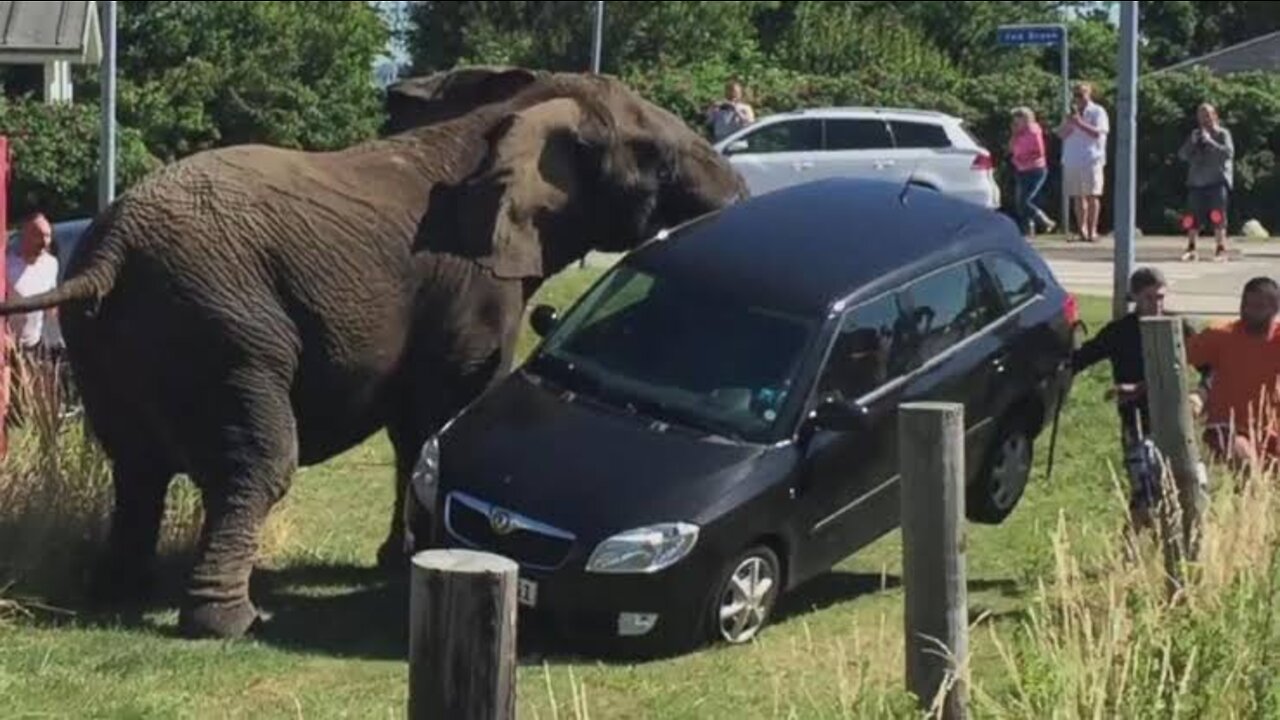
left=91, top=455, right=174, bottom=606
left=178, top=371, right=299, bottom=640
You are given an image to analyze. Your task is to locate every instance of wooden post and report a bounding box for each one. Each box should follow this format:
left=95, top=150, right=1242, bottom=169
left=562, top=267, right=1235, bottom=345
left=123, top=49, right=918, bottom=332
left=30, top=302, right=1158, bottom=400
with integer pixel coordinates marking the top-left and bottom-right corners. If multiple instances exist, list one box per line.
left=900, top=402, right=968, bottom=720
left=1140, top=317, right=1208, bottom=589
left=409, top=549, right=519, bottom=720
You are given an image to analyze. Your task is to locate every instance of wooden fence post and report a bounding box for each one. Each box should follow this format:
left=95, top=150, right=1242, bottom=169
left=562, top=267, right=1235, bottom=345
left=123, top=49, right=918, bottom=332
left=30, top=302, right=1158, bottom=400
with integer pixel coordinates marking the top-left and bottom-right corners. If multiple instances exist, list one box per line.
left=900, top=401, right=968, bottom=720
left=409, top=549, right=519, bottom=720
left=1139, top=316, right=1208, bottom=591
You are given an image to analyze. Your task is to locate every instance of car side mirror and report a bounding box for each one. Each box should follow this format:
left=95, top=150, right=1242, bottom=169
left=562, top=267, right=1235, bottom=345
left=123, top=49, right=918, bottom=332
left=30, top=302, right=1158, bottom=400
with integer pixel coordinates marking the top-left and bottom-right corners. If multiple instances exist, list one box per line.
left=530, top=304, right=560, bottom=338
left=807, top=397, right=869, bottom=433
left=725, top=139, right=750, bottom=155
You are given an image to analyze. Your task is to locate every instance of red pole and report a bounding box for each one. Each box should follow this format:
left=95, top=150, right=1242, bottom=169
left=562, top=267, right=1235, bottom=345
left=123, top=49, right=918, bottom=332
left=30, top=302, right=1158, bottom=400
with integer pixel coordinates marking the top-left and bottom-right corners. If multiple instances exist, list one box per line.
left=0, top=135, right=10, bottom=459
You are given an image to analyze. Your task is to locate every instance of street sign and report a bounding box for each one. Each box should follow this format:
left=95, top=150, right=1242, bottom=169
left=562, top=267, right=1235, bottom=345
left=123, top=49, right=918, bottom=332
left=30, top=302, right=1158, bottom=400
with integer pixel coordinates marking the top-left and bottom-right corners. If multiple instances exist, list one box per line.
left=997, top=25, right=1065, bottom=47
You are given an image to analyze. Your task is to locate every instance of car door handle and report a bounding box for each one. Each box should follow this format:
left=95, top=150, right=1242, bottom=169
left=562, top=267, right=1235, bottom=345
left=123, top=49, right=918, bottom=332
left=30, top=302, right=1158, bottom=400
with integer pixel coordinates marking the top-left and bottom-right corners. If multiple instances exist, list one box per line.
left=875, top=160, right=897, bottom=170
left=794, top=161, right=815, bottom=171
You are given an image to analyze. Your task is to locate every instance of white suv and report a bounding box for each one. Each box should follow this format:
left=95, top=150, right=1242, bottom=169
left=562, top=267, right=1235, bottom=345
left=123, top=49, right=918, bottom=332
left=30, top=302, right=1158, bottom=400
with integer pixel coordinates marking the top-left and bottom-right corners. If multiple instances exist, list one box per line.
left=713, top=107, right=1001, bottom=209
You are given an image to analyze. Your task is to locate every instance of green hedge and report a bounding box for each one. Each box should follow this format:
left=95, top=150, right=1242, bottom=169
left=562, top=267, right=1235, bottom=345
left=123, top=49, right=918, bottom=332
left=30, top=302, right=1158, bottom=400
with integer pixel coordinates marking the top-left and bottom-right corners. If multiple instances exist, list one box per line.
left=629, top=63, right=1280, bottom=237
left=0, top=96, right=159, bottom=223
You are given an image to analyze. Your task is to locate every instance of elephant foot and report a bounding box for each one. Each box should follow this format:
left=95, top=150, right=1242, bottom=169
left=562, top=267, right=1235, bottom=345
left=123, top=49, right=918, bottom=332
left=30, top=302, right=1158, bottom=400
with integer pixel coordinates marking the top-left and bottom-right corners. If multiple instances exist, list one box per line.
left=376, top=536, right=409, bottom=574
left=178, top=598, right=264, bottom=640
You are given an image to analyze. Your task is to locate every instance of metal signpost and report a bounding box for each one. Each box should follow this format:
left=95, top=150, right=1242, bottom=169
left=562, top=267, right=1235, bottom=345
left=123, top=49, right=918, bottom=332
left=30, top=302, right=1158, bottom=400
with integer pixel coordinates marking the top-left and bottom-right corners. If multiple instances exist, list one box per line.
left=997, top=23, right=1070, bottom=239
left=591, top=1, right=604, bottom=74
left=99, top=0, right=117, bottom=211
left=1113, top=3, right=1138, bottom=320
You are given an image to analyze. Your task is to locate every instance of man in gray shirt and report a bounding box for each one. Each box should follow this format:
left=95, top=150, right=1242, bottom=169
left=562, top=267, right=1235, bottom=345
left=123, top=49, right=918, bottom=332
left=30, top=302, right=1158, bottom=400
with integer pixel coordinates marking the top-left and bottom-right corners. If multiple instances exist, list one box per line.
left=1179, top=103, right=1235, bottom=262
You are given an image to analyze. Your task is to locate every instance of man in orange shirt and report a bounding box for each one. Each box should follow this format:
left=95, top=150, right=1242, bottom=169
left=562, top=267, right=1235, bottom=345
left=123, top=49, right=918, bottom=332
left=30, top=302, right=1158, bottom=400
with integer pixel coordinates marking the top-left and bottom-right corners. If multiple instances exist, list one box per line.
left=1186, top=277, right=1280, bottom=470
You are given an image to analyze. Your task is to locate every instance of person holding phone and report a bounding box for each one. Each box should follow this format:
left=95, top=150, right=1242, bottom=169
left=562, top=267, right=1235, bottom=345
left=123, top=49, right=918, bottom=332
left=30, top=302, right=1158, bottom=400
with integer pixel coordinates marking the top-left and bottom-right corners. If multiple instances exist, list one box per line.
left=706, top=80, right=756, bottom=142
left=1178, top=103, right=1235, bottom=263
left=1056, top=83, right=1110, bottom=243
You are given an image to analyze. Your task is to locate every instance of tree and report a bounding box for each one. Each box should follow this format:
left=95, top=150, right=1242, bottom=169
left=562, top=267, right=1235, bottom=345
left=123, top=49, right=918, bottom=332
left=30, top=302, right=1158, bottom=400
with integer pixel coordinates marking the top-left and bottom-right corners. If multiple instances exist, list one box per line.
left=408, top=1, right=770, bottom=76
left=84, top=1, right=390, bottom=163
left=1140, top=1, right=1280, bottom=69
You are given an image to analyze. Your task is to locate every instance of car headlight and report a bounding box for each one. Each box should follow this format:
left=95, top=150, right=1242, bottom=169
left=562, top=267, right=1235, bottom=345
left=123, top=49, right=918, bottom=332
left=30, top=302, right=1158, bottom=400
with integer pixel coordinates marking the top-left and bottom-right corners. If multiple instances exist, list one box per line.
left=409, top=435, right=440, bottom=514
left=585, top=523, right=700, bottom=574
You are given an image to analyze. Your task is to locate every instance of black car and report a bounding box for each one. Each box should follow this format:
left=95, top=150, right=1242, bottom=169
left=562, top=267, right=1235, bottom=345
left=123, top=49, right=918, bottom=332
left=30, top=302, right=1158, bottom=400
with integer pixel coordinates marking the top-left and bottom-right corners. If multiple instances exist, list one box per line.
left=403, top=177, right=1078, bottom=653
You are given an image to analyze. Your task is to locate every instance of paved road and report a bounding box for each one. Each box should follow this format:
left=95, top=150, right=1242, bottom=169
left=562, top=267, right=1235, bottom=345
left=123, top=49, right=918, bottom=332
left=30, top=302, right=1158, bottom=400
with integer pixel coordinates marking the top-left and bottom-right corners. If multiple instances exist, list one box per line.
left=1031, top=236, right=1280, bottom=318
left=583, top=236, right=1279, bottom=318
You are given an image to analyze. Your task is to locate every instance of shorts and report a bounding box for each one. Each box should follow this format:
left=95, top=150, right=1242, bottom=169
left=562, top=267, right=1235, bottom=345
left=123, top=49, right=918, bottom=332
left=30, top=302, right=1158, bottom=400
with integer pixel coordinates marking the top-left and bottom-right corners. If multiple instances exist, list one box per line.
left=1122, top=432, right=1161, bottom=513
left=1187, top=183, right=1229, bottom=230
left=1065, top=162, right=1105, bottom=197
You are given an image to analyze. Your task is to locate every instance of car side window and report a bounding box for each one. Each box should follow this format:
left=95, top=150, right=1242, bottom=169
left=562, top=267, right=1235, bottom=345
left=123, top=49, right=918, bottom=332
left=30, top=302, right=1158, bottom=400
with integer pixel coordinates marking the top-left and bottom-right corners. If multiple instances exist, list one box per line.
left=889, top=121, right=952, bottom=149
left=895, top=261, right=1005, bottom=372
left=984, top=254, right=1041, bottom=310
left=824, top=119, right=894, bottom=151
left=734, top=119, right=822, bottom=154
left=815, top=293, right=908, bottom=403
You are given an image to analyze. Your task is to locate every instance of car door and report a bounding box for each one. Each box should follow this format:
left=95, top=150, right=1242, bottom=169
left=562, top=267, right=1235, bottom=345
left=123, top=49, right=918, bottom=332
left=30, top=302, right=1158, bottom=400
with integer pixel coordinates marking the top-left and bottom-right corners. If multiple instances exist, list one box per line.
left=980, top=251, right=1052, bottom=428
left=720, top=118, right=823, bottom=196
left=789, top=289, right=913, bottom=580
left=893, top=258, right=1009, bottom=484
left=809, top=118, right=896, bottom=185
left=883, top=119, right=959, bottom=190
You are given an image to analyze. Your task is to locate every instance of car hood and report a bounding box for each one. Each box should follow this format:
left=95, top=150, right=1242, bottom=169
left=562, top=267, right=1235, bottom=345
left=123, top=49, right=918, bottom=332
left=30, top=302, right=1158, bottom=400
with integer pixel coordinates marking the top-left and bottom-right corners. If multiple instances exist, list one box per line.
left=437, top=371, right=778, bottom=540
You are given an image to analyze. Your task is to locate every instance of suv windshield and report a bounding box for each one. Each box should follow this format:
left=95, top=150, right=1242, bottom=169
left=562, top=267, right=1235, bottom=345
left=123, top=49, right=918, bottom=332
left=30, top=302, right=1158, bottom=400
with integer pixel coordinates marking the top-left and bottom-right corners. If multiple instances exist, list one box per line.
left=528, top=264, right=818, bottom=443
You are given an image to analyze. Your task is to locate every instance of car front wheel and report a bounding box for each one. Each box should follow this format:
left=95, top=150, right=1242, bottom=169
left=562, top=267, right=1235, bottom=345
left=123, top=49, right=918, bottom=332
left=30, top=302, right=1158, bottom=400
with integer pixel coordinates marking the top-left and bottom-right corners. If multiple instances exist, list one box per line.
left=707, top=545, right=781, bottom=646
left=969, top=422, right=1034, bottom=525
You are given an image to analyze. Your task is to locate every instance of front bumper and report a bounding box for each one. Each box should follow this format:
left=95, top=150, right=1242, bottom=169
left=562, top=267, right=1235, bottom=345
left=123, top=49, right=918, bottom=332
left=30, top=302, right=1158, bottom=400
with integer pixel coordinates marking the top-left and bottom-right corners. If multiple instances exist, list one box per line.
left=405, top=488, right=716, bottom=644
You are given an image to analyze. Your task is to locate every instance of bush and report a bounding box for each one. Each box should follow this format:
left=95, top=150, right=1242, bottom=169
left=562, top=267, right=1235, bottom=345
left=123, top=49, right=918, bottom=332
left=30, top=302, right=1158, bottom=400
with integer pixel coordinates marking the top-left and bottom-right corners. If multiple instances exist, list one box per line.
left=0, top=96, right=160, bottom=222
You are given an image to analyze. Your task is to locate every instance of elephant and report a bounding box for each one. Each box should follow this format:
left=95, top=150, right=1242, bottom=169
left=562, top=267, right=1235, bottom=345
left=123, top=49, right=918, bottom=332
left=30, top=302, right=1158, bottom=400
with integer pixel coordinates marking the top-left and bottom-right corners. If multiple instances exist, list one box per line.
left=0, top=67, right=748, bottom=640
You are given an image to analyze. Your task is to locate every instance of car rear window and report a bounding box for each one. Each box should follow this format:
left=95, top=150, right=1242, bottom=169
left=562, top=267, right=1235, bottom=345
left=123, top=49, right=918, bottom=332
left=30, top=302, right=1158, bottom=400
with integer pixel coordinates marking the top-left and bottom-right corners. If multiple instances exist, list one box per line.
left=985, top=255, right=1040, bottom=309
left=824, top=119, right=894, bottom=150
left=890, top=121, right=952, bottom=149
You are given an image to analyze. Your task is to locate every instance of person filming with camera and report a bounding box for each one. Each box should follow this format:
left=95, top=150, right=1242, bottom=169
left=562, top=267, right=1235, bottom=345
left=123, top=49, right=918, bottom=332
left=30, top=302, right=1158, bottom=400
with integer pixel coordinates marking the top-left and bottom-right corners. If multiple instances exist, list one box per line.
left=706, top=80, right=756, bottom=142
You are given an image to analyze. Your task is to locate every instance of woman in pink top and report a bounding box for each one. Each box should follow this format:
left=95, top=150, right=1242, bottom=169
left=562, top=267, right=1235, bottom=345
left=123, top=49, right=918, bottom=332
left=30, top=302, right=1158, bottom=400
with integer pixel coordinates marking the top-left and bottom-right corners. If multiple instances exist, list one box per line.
left=1009, top=107, right=1056, bottom=238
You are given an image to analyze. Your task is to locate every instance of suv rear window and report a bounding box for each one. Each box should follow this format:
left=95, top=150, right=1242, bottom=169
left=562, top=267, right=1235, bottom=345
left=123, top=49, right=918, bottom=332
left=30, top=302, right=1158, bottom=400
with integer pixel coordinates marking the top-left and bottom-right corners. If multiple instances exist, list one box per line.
left=890, top=121, right=952, bottom=149
left=824, top=119, right=894, bottom=150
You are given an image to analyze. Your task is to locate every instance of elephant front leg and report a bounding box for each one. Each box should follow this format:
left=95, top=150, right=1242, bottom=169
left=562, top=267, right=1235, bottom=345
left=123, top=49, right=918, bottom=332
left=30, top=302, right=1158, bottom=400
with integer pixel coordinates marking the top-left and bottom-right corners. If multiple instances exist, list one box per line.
left=376, top=433, right=421, bottom=571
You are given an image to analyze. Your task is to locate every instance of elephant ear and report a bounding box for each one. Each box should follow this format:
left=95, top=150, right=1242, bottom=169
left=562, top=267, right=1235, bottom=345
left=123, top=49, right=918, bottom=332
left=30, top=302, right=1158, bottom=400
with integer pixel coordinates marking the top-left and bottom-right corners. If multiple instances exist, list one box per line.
left=423, top=97, right=600, bottom=280
left=383, top=66, right=544, bottom=134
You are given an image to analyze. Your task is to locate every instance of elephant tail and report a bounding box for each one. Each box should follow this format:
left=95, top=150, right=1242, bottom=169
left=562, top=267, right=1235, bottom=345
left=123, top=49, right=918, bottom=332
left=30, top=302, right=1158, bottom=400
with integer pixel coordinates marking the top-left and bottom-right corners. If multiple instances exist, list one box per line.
left=0, top=233, right=124, bottom=316
left=0, top=274, right=110, bottom=315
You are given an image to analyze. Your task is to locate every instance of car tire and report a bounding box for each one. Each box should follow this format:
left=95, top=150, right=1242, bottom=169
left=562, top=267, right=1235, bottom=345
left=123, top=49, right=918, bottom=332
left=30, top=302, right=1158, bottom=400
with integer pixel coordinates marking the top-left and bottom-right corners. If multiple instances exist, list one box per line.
left=704, top=545, right=782, bottom=646
left=969, top=417, right=1034, bottom=525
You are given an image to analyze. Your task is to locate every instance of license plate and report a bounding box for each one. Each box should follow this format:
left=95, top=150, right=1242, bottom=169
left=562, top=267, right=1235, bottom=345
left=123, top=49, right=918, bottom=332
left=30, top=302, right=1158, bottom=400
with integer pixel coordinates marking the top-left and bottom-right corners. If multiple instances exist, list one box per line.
left=517, top=578, right=538, bottom=608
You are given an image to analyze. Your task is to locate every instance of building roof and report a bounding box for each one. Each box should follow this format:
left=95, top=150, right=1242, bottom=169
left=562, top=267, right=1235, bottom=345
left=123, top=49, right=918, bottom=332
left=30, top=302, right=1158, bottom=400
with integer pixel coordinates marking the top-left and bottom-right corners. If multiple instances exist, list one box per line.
left=1156, top=31, right=1280, bottom=76
left=0, top=0, right=101, bottom=65
left=625, top=178, right=1015, bottom=316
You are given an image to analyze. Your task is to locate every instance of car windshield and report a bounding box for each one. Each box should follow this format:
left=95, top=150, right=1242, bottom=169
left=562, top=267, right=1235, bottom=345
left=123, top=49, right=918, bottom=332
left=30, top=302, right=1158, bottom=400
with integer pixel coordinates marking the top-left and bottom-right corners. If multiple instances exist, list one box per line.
left=527, top=264, right=818, bottom=443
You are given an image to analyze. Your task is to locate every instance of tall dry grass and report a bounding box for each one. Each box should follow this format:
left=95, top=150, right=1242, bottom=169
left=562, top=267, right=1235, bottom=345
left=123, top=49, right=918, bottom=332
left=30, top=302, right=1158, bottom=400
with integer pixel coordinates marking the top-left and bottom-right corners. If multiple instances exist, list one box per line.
left=971, top=393, right=1280, bottom=719
left=0, top=353, right=202, bottom=612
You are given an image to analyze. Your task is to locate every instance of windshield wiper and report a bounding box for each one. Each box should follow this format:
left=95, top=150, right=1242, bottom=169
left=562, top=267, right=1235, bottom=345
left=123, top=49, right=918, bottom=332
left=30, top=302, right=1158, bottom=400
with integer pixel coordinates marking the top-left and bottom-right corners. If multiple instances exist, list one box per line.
left=527, top=353, right=600, bottom=395
left=620, top=395, right=746, bottom=443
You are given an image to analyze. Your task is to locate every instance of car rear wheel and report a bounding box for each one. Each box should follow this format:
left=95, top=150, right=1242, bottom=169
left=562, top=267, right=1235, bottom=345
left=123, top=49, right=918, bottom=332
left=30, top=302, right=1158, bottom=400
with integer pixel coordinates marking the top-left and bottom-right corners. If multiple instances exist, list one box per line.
left=707, top=545, right=781, bottom=645
left=969, top=421, right=1034, bottom=525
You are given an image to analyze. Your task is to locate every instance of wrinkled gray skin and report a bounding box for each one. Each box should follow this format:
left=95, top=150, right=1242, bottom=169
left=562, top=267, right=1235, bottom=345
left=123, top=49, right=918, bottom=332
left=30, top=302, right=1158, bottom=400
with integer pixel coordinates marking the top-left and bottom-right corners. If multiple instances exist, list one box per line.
left=0, top=68, right=747, bottom=640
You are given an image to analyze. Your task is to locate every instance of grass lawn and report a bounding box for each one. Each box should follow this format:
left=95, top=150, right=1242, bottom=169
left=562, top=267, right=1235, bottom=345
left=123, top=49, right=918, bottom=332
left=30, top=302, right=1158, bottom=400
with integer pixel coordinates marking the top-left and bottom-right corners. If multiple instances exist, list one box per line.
left=0, top=266, right=1150, bottom=718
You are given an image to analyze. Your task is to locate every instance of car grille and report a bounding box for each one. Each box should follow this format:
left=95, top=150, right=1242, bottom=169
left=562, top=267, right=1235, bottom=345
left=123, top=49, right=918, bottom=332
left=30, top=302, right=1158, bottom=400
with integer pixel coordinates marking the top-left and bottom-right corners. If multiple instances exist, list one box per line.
left=444, top=492, right=576, bottom=571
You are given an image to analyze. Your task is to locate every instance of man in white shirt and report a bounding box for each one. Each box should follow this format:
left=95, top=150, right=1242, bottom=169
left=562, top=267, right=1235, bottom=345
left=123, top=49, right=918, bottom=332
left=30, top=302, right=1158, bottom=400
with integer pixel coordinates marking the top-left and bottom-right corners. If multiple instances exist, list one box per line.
left=1057, top=83, right=1110, bottom=243
left=6, top=212, right=60, bottom=354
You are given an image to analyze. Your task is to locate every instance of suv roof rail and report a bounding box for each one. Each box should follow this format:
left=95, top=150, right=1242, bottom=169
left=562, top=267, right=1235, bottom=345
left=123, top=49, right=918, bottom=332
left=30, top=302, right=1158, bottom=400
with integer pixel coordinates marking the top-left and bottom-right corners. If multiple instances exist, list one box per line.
left=779, top=106, right=958, bottom=120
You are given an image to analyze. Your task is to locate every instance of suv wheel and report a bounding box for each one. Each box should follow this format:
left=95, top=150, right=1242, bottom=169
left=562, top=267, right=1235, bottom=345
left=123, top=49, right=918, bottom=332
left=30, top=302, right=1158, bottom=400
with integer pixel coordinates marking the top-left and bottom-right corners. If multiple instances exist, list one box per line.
left=969, top=420, right=1034, bottom=525
left=706, top=545, right=781, bottom=645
